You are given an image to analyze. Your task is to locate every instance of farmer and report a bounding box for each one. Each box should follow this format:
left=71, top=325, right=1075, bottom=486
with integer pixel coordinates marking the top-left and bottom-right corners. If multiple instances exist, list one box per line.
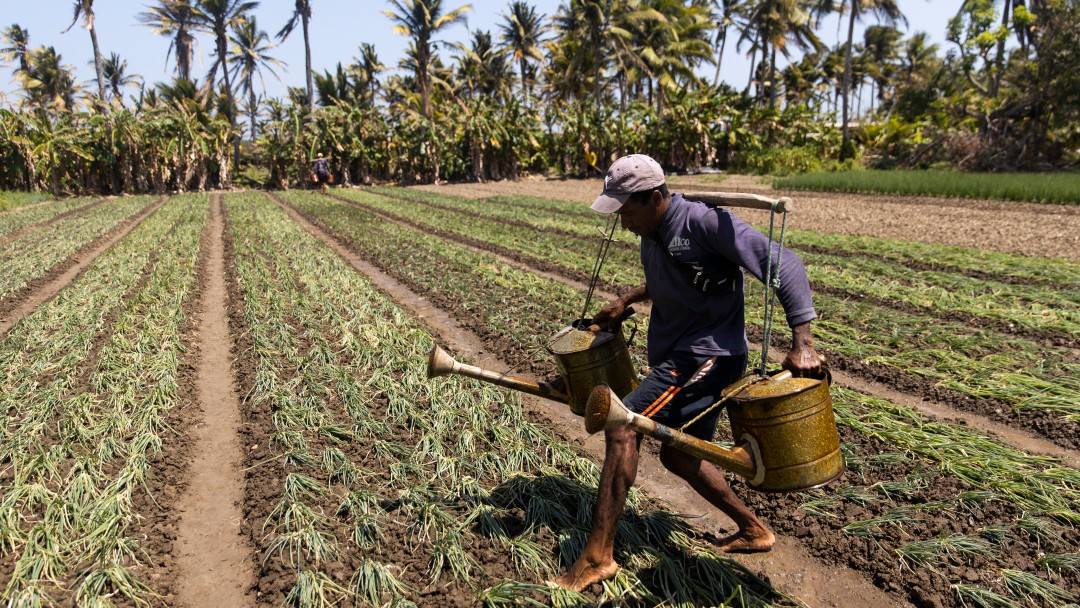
left=553, top=153, right=822, bottom=592
left=311, top=152, right=331, bottom=191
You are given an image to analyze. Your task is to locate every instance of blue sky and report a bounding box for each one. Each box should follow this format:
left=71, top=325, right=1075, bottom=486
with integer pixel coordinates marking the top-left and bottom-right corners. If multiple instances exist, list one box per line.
left=0, top=0, right=960, bottom=106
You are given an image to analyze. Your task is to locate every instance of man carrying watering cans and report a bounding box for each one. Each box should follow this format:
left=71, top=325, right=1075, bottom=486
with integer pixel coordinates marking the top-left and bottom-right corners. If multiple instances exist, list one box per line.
left=553, top=153, right=822, bottom=592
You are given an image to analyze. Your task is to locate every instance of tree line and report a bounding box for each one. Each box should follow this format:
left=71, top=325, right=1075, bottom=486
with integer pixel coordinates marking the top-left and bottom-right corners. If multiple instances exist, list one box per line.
left=1, top=0, right=1077, bottom=195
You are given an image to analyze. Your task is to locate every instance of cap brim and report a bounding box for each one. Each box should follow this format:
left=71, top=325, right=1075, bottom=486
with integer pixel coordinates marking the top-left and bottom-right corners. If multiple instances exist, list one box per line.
left=591, top=191, right=630, bottom=213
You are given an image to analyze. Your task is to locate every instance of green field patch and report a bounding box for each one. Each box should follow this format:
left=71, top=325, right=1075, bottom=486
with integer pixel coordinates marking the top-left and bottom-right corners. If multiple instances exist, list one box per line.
left=0, top=191, right=53, bottom=212
left=775, top=170, right=1080, bottom=204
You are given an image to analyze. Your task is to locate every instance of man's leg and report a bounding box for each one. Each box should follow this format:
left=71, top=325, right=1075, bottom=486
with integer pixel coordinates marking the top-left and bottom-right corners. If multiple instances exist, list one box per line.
left=552, top=425, right=642, bottom=591
left=659, top=447, right=774, bottom=552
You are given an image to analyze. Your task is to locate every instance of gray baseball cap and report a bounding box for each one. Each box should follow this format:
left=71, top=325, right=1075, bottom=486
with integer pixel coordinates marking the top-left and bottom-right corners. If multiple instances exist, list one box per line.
left=591, top=154, right=666, bottom=213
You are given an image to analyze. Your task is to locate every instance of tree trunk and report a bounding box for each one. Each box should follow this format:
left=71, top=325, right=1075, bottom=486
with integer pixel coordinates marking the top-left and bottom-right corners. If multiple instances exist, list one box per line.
left=841, top=4, right=858, bottom=159
left=712, top=23, right=729, bottom=87
left=303, top=12, right=314, bottom=113
left=250, top=87, right=257, bottom=143
left=88, top=17, right=107, bottom=102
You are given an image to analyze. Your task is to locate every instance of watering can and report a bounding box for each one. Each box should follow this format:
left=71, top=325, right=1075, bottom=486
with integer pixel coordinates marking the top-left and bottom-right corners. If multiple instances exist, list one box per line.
left=427, top=318, right=638, bottom=416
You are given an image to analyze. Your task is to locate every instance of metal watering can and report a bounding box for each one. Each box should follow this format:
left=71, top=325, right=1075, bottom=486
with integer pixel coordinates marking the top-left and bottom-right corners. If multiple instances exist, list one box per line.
left=426, top=191, right=844, bottom=493
left=585, top=369, right=844, bottom=492
left=427, top=317, right=638, bottom=416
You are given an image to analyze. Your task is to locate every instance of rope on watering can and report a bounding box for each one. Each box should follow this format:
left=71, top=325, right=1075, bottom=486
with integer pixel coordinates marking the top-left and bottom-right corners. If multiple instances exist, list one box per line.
left=677, top=373, right=761, bottom=433
left=581, top=216, right=620, bottom=322
left=758, top=199, right=789, bottom=378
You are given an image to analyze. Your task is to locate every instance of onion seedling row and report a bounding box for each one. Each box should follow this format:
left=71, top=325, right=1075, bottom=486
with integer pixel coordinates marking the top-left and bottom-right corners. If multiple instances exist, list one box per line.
left=419, top=189, right=1080, bottom=289
left=226, top=192, right=784, bottom=607
left=0, top=194, right=207, bottom=605
left=0, top=196, right=102, bottom=239
left=373, top=187, right=1079, bottom=335
left=282, top=190, right=1079, bottom=607
left=0, top=196, right=157, bottom=302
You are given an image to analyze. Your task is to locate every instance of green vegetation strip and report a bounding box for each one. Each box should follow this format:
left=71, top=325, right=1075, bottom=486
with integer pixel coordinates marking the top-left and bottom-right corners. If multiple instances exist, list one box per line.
left=383, top=187, right=1080, bottom=330
left=774, top=170, right=1080, bottom=205
left=0, top=191, right=53, bottom=212
left=429, top=188, right=1080, bottom=290
left=0, top=196, right=156, bottom=302
left=0, top=196, right=99, bottom=239
left=336, top=188, right=646, bottom=288
left=231, top=192, right=780, bottom=607
left=0, top=194, right=207, bottom=605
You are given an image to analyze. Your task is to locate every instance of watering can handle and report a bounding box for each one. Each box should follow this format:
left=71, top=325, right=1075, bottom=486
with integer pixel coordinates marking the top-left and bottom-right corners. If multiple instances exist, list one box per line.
left=683, top=192, right=793, bottom=214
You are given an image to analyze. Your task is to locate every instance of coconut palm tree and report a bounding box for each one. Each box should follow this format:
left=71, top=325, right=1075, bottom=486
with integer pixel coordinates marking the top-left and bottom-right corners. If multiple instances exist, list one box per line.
left=384, top=0, right=472, bottom=118
left=861, top=24, right=901, bottom=112
left=136, top=0, right=201, bottom=82
left=710, top=0, right=748, bottom=86
left=740, top=0, right=824, bottom=107
left=228, top=17, right=283, bottom=142
left=453, top=30, right=513, bottom=100
left=497, top=0, right=546, bottom=104
left=100, top=53, right=142, bottom=106
left=353, top=43, right=384, bottom=106
left=839, top=0, right=906, bottom=156
left=20, top=46, right=80, bottom=116
left=63, top=0, right=107, bottom=101
left=276, top=0, right=314, bottom=112
left=1, top=25, right=32, bottom=75
left=196, top=0, right=258, bottom=104
left=617, top=0, right=714, bottom=112
left=900, top=31, right=938, bottom=85
left=551, top=0, right=612, bottom=103
left=196, top=0, right=257, bottom=168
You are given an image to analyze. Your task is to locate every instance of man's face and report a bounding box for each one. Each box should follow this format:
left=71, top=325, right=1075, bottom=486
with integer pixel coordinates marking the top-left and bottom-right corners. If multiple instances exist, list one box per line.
left=616, top=190, right=665, bottom=237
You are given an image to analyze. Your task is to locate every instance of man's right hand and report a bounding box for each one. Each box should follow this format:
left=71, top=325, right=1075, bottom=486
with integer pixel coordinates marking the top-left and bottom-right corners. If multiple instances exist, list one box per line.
left=592, top=299, right=628, bottom=331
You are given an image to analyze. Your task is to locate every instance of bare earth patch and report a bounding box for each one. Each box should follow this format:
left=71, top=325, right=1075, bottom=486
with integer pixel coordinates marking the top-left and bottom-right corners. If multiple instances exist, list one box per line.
left=172, top=193, right=254, bottom=607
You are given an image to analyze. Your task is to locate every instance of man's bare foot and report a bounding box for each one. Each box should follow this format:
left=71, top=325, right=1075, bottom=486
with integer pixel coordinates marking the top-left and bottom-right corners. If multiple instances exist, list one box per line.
left=550, top=559, right=619, bottom=592
left=709, top=529, right=775, bottom=553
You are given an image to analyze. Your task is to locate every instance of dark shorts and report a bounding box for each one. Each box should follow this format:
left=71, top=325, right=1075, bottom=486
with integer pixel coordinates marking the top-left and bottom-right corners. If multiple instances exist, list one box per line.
left=623, top=352, right=747, bottom=441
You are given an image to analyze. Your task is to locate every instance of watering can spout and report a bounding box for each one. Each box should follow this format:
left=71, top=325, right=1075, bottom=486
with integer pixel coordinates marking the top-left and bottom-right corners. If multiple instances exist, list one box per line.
left=585, top=385, right=760, bottom=482
left=426, top=345, right=571, bottom=404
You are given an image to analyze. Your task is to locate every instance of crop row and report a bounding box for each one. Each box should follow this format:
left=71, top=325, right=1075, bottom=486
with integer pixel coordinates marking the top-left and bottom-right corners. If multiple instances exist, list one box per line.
left=0, top=195, right=207, bottom=605
left=0, top=197, right=100, bottom=240
left=227, top=192, right=781, bottom=607
left=329, top=188, right=1080, bottom=434
left=0, top=196, right=157, bottom=303
left=281, top=190, right=1078, bottom=606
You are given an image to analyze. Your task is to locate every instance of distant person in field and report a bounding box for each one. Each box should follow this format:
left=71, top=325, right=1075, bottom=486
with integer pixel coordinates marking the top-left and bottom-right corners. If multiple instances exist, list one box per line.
left=311, top=153, right=331, bottom=191
left=553, top=153, right=822, bottom=592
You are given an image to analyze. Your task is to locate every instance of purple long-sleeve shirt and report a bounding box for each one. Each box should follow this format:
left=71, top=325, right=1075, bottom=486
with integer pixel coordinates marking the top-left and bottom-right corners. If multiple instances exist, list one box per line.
left=641, top=193, right=817, bottom=366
